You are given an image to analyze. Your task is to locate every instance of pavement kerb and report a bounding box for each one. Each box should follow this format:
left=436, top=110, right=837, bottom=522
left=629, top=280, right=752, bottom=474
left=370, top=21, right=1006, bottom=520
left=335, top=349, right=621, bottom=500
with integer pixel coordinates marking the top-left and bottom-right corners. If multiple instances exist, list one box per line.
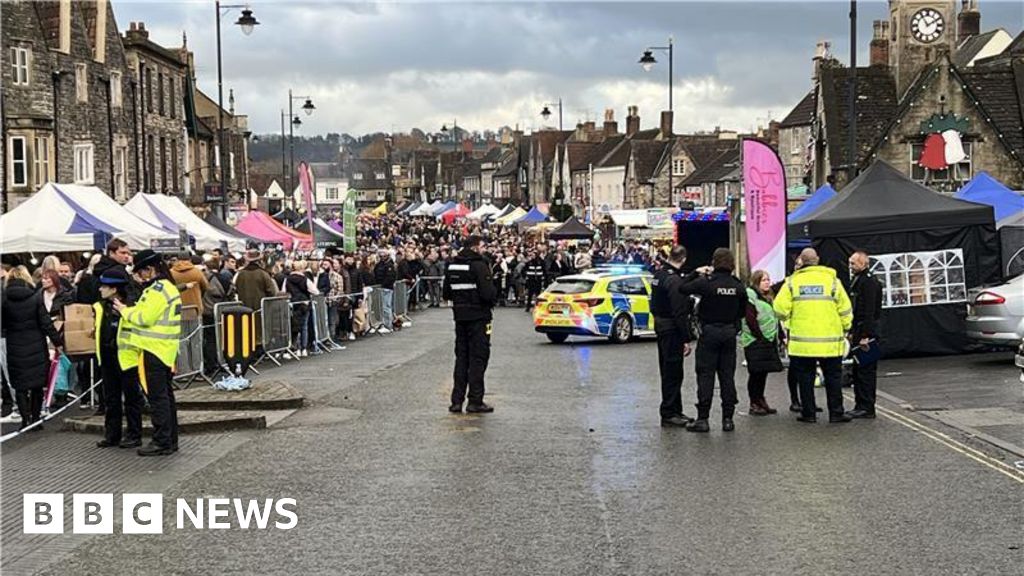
left=873, top=388, right=1024, bottom=459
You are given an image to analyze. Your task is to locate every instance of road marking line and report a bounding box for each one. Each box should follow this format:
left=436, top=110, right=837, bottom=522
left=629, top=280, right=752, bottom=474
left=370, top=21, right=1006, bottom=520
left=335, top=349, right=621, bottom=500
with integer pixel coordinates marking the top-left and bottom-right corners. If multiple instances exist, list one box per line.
left=867, top=400, right=1024, bottom=484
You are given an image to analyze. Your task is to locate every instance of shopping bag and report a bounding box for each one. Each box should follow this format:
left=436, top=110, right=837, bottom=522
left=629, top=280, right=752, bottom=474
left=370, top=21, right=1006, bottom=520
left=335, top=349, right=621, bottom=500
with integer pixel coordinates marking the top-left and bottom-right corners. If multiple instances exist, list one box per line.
left=53, top=353, right=73, bottom=395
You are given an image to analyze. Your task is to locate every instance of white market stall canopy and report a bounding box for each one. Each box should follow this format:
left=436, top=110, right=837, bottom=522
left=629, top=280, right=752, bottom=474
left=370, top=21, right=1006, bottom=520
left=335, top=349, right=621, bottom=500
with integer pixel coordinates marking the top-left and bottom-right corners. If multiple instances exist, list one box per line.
left=1, top=183, right=174, bottom=253
left=125, top=193, right=247, bottom=252
left=410, top=201, right=443, bottom=216
left=467, top=203, right=503, bottom=220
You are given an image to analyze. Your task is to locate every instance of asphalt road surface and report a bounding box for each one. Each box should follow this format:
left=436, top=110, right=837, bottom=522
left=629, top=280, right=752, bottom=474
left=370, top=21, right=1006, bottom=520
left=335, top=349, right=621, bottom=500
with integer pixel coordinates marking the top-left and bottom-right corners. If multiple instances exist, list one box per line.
left=11, top=308, right=1024, bottom=576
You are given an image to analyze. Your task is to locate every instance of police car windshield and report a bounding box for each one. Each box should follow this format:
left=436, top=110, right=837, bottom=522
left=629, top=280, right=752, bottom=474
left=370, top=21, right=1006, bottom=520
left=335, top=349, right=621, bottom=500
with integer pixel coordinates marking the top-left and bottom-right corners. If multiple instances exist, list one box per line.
left=547, top=280, right=595, bottom=294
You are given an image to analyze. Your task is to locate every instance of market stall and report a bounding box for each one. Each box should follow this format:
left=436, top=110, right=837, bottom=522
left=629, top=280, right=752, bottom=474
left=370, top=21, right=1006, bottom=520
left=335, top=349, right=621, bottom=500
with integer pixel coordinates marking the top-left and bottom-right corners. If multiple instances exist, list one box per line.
left=235, top=211, right=312, bottom=251
left=0, top=183, right=174, bottom=253
left=125, top=193, right=247, bottom=252
left=440, top=203, right=471, bottom=224
left=548, top=217, right=595, bottom=241
left=789, top=160, right=999, bottom=357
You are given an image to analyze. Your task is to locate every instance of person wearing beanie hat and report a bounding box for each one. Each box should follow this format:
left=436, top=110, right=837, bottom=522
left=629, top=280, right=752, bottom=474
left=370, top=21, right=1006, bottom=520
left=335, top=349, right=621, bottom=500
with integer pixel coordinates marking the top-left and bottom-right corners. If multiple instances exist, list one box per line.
left=93, top=265, right=143, bottom=449
left=113, top=251, right=181, bottom=456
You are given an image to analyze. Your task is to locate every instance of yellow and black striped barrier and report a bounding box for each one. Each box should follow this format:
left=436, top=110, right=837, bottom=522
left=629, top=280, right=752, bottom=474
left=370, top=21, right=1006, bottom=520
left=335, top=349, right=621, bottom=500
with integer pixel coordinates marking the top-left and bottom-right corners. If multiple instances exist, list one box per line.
left=220, top=305, right=257, bottom=377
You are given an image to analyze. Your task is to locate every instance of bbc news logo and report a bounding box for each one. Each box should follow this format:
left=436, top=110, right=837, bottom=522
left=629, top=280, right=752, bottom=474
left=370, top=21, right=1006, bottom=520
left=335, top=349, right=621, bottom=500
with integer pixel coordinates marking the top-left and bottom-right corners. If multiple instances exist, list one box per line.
left=24, top=494, right=298, bottom=534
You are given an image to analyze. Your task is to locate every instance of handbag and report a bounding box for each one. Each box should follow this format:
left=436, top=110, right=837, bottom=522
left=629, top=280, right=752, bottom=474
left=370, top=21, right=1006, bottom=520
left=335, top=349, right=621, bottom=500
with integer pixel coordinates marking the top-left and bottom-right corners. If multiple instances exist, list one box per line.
left=744, top=339, right=784, bottom=373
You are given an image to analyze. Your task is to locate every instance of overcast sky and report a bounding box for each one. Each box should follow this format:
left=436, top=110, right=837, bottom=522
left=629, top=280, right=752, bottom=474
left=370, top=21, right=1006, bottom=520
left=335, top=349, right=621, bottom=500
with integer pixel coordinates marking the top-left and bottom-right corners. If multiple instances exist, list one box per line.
left=116, top=1, right=1023, bottom=136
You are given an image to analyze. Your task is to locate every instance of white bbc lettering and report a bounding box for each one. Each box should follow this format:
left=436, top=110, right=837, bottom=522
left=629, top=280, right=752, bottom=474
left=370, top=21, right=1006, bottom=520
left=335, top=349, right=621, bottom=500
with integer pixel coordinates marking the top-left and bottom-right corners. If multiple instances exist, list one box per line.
left=123, top=494, right=163, bottom=534
left=177, top=498, right=204, bottom=529
left=275, top=498, right=299, bottom=530
left=207, top=498, right=232, bottom=529
left=73, top=494, right=113, bottom=534
left=24, top=494, right=63, bottom=534
left=234, top=499, right=274, bottom=529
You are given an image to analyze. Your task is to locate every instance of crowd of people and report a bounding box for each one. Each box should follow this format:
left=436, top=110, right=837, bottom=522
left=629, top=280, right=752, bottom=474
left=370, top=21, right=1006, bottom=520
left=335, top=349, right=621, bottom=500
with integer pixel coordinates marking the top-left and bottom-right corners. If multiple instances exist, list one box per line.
left=0, top=211, right=671, bottom=446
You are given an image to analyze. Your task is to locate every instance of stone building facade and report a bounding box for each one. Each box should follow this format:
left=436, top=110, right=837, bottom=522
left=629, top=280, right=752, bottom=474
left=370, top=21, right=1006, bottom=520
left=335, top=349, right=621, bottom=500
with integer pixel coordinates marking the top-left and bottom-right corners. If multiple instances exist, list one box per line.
left=2, top=0, right=139, bottom=209
left=123, top=21, right=187, bottom=197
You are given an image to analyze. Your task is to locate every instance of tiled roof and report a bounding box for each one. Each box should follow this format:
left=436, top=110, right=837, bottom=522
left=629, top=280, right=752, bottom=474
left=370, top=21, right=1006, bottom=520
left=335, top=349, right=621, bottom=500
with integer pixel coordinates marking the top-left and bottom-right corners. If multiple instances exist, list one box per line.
left=583, top=135, right=626, bottom=170
left=779, top=91, right=817, bottom=128
left=953, top=29, right=1003, bottom=68
left=566, top=142, right=597, bottom=171
left=310, top=162, right=345, bottom=179
left=348, top=159, right=389, bottom=189
left=678, top=135, right=743, bottom=169
left=678, top=147, right=741, bottom=188
left=532, top=130, right=573, bottom=167
left=480, top=146, right=504, bottom=164
left=630, top=140, right=671, bottom=183
left=958, top=60, right=1024, bottom=162
left=819, top=66, right=898, bottom=169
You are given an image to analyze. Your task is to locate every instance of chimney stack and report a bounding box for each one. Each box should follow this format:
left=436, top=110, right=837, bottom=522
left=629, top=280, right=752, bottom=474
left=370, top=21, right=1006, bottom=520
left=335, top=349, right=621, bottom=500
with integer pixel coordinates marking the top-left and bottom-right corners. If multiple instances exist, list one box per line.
left=127, top=21, right=149, bottom=41
left=626, top=105, right=640, bottom=137
left=870, top=20, right=890, bottom=67
left=659, top=110, right=674, bottom=138
left=812, top=40, right=831, bottom=81
left=603, top=108, right=618, bottom=137
left=958, top=0, right=980, bottom=46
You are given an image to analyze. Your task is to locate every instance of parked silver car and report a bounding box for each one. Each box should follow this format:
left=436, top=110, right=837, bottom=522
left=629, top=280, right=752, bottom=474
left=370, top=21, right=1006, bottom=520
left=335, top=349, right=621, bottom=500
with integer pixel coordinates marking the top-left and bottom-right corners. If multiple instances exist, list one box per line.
left=965, top=274, right=1024, bottom=346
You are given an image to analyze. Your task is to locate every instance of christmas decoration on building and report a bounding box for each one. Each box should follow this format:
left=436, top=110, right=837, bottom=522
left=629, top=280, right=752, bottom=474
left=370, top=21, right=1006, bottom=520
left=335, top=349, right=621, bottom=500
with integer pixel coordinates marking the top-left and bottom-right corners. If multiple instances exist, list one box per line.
left=918, top=112, right=970, bottom=171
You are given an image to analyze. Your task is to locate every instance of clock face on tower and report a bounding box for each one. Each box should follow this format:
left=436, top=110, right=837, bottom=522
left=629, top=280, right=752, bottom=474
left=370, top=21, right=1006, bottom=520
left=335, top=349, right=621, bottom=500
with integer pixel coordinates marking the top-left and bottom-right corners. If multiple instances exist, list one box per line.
left=911, top=8, right=945, bottom=43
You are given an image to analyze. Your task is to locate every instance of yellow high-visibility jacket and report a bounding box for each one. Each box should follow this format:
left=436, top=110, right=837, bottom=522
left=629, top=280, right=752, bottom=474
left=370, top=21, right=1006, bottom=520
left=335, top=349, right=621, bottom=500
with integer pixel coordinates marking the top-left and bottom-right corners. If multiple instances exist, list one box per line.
left=119, top=279, right=182, bottom=369
left=773, top=265, right=852, bottom=358
left=93, top=301, right=141, bottom=370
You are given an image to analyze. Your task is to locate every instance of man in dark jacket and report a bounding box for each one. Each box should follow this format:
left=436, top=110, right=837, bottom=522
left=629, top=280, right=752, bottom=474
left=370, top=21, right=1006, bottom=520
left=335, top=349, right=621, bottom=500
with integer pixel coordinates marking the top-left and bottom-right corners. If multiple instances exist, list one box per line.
left=650, top=245, right=694, bottom=427
left=846, top=250, right=883, bottom=419
left=442, top=235, right=497, bottom=414
left=678, top=248, right=748, bottom=433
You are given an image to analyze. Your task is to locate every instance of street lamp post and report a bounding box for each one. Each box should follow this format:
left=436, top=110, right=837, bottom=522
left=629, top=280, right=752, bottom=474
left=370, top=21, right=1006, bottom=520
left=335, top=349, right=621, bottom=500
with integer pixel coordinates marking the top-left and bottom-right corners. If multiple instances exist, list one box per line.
left=440, top=120, right=458, bottom=200
left=540, top=99, right=566, bottom=215
left=639, top=36, right=675, bottom=205
left=287, top=90, right=316, bottom=198
left=214, top=1, right=258, bottom=219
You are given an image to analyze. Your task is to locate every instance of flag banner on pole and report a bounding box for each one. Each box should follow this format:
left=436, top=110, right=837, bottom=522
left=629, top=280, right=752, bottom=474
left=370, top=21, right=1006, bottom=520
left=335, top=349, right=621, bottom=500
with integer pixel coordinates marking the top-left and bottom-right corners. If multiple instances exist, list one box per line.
left=298, top=161, right=317, bottom=247
left=742, top=138, right=787, bottom=281
left=343, top=190, right=357, bottom=253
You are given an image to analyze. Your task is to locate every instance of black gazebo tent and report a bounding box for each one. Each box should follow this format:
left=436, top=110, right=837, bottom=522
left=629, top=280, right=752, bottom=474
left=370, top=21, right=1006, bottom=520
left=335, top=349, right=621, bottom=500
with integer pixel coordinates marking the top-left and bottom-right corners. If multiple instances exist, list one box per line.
left=548, top=217, right=595, bottom=241
left=789, top=160, right=999, bottom=357
left=272, top=207, right=301, bottom=226
left=1000, top=210, right=1024, bottom=278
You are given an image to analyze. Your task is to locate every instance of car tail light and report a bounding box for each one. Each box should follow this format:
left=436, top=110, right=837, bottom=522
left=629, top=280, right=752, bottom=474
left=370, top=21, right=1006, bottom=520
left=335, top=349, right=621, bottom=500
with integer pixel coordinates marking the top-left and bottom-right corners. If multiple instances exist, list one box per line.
left=575, top=297, right=605, bottom=307
left=974, top=291, right=1006, bottom=306
left=536, top=297, right=547, bottom=306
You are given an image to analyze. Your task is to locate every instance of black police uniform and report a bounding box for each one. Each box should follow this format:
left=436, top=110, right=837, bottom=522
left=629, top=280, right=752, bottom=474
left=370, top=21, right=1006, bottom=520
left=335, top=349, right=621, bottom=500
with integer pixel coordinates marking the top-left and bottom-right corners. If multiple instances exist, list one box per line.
left=442, top=248, right=498, bottom=410
left=650, top=262, right=694, bottom=422
left=97, top=297, right=143, bottom=447
left=849, top=268, right=883, bottom=415
left=679, top=268, right=747, bottom=422
left=523, top=256, right=547, bottom=310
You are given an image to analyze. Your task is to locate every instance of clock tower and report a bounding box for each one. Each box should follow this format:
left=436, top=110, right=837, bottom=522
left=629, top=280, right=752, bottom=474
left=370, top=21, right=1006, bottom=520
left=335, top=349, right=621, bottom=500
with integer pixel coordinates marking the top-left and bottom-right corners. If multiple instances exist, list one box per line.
left=888, top=0, right=957, bottom=96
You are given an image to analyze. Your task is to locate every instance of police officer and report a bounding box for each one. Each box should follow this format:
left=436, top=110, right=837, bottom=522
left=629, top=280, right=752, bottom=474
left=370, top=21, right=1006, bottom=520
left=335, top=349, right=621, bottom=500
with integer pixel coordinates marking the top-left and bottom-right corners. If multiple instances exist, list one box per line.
left=773, top=248, right=853, bottom=424
left=115, top=250, right=182, bottom=456
left=678, top=248, right=747, bottom=433
left=523, top=249, right=547, bottom=313
left=846, top=250, right=882, bottom=419
left=442, top=235, right=498, bottom=414
left=93, top=266, right=143, bottom=449
left=650, top=245, right=695, bottom=427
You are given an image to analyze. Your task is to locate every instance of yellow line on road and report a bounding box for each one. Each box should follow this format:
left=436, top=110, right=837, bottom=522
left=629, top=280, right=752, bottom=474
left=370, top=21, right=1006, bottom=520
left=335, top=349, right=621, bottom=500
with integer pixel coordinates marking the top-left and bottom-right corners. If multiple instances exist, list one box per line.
left=868, top=400, right=1024, bottom=485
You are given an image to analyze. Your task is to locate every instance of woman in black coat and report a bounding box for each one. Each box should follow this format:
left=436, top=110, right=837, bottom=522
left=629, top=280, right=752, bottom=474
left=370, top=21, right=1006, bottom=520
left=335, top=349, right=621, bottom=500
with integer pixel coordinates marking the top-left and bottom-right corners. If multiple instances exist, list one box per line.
left=1, top=267, right=63, bottom=430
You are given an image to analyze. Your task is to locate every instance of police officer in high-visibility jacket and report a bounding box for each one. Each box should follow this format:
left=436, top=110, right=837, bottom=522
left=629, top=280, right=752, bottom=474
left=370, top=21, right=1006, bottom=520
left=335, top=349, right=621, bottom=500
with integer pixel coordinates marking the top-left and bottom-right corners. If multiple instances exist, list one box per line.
left=93, top=266, right=143, bottom=449
left=773, top=248, right=853, bottom=424
left=442, top=235, right=498, bottom=414
left=114, top=249, right=182, bottom=456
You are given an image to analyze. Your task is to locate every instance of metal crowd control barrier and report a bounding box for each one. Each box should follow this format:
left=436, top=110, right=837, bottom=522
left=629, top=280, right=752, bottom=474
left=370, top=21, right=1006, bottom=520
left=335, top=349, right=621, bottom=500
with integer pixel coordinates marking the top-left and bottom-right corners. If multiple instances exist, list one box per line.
left=174, top=305, right=209, bottom=389
left=256, top=296, right=300, bottom=366
left=366, top=286, right=386, bottom=335
left=393, top=281, right=410, bottom=322
left=311, top=294, right=344, bottom=353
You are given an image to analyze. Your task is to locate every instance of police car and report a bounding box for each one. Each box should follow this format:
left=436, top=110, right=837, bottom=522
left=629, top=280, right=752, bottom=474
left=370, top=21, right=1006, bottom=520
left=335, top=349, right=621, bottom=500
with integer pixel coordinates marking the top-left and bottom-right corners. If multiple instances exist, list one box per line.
left=532, top=266, right=655, bottom=343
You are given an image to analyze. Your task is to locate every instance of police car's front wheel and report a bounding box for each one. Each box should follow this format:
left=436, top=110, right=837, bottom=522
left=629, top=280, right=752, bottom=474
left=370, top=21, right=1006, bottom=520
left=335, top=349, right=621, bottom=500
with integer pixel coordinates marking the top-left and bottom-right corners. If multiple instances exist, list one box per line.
left=610, top=315, right=633, bottom=344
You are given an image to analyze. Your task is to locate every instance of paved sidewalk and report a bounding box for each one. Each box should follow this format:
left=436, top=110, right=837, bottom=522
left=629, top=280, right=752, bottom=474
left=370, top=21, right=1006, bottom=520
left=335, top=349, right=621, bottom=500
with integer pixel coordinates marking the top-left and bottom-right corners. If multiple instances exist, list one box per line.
left=1, top=312, right=451, bottom=576
left=877, top=351, right=1024, bottom=456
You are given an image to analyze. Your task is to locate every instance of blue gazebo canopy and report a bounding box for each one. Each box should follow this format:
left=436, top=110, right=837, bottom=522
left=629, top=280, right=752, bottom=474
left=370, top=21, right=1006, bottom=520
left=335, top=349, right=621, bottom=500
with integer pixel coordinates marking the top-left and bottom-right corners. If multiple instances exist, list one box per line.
left=787, top=184, right=836, bottom=223
left=517, top=206, right=548, bottom=224
left=955, top=172, right=1024, bottom=226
